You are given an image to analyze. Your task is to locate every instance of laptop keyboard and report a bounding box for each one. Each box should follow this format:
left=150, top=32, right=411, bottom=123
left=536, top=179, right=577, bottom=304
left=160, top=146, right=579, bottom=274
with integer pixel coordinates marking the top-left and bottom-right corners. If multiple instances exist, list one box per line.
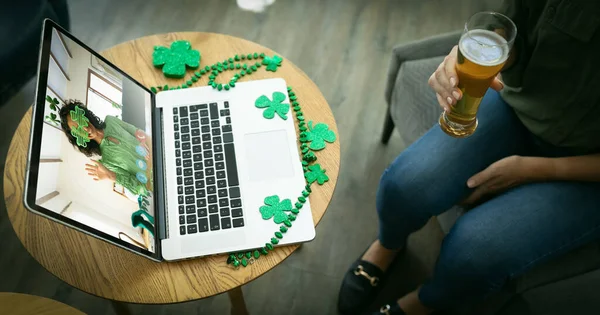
left=172, top=101, right=244, bottom=236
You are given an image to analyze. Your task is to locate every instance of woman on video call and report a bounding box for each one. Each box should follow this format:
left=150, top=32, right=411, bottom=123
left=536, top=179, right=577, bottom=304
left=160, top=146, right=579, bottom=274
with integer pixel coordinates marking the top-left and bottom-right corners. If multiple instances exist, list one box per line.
left=59, top=100, right=152, bottom=196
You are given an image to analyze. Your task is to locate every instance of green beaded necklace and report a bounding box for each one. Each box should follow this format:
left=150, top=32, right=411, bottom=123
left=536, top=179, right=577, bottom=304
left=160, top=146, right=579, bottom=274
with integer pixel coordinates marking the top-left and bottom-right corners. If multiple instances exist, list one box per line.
left=150, top=52, right=272, bottom=93
left=150, top=42, right=334, bottom=268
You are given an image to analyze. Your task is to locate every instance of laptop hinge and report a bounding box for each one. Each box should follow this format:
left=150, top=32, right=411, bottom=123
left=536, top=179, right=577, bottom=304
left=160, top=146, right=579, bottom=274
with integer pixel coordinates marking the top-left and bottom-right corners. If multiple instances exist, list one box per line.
left=153, top=105, right=168, bottom=241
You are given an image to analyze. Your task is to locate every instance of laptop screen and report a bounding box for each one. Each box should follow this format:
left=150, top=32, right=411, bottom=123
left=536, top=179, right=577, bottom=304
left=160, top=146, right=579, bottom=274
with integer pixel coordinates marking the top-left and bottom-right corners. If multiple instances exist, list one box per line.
left=34, top=25, right=157, bottom=253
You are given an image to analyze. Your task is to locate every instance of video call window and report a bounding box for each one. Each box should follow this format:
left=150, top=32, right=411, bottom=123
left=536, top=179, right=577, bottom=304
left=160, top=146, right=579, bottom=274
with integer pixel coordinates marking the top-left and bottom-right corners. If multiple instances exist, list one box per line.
left=36, top=28, right=156, bottom=253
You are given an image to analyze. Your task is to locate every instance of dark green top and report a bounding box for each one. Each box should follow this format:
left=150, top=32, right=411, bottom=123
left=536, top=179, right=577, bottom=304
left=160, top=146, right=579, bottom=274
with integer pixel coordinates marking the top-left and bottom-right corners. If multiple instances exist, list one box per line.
left=98, top=116, right=149, bottom=196
left=500, top=0, right=600, bottom=153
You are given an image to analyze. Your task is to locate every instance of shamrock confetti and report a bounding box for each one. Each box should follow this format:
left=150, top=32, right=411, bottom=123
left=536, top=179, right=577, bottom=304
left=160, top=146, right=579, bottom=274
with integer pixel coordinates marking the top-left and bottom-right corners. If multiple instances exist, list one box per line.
left=69, top=106, right=90, bottom=147
left=153, top=40, right=200, bottom=78
left=262, top=55, right=283, bottom=72
left=255, top=91, right=290, bottom=120
left=302, top=121, right=336, bottom=150
left=305, top=164, right=329, bottom=185
left=259, top=195, right=293, bottom=224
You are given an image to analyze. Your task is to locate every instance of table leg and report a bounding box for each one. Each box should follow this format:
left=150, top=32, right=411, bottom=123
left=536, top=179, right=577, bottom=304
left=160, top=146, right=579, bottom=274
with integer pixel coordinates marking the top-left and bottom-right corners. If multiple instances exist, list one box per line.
left=110, top=301, right=133, bottom=315
left=228, top=286, right=249, bottom=315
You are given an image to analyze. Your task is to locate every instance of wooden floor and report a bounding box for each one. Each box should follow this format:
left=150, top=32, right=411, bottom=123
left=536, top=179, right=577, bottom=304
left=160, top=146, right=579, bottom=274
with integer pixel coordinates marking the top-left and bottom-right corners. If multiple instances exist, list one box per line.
left=0, top=0, right=497, bottom=314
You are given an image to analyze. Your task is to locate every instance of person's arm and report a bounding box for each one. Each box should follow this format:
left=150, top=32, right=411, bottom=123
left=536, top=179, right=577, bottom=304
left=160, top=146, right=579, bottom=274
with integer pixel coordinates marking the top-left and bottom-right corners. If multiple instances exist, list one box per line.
left=529, top=154, right=600, bottom=182
left=464, top=154, right=600, bottom=205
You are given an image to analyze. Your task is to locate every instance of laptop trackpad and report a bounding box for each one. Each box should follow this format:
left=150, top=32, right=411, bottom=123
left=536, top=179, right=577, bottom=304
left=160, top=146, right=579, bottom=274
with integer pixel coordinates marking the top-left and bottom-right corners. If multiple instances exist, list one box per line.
left=244, top=130, right=294, bottom=182
left=181, top=229, right=246, bottom=253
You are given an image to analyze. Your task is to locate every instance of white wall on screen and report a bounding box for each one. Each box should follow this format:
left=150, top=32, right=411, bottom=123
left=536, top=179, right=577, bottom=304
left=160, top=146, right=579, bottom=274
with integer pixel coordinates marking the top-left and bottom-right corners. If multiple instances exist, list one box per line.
left=64, top=38, right=91, bottom=103
left=40, top=194, right=70, bottom=214
left=39, top=120, right=63, bottom=159
left=65, top=201, right=144, bottom=244
left=51, top=29, right=70, bottom=72
left=48, top=56, right=67, bottom=100
left=35, top=123, right=63, bottom=201
left=35, top=162, right=59, bottom=199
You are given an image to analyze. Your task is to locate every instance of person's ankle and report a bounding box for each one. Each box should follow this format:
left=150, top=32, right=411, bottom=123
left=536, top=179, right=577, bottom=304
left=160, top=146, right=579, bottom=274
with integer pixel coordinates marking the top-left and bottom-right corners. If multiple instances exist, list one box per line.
left=397, top=288, right=433, bottom=315
left=375, top=239, right=405, bottom=255
left=361, top=240, right=401, bottom=271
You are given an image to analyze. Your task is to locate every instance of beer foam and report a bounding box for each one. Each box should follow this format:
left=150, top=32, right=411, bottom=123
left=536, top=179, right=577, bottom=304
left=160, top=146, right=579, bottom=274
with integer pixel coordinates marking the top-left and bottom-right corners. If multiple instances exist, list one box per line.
left=459, top=29, right=509, bottom=66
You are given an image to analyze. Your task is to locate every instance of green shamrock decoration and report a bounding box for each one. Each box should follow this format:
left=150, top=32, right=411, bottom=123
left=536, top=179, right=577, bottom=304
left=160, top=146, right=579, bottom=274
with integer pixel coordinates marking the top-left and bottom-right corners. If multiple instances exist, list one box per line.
left=153, top=40, right=200, bottom=78
left=46, top=95, right=60, bottom=111
left=45, top=95, right=61, bottom=126
left=305, top=164, right=329, bottom=185
left=255, top=91, right=290, bottom=120
left=262, top=55, right=283, bottom=72
left=46, top=112, right=59, bottom=126
left=259, top=195, right=293, bottom=224
left=302, top=121, right=336, bottom=150
left=70, top=106, right=90, bottom=147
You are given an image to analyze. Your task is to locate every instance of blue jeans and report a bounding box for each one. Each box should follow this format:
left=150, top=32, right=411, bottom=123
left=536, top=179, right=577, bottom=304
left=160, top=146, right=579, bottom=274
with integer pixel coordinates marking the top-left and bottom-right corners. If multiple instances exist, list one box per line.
left=376, top=90, right=600, bottom=310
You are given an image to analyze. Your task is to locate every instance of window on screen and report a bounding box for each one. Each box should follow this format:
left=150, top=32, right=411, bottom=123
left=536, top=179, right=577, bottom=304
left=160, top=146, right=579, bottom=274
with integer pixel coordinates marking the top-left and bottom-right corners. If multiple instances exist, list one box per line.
left=87, top=70, right=123, bottom=120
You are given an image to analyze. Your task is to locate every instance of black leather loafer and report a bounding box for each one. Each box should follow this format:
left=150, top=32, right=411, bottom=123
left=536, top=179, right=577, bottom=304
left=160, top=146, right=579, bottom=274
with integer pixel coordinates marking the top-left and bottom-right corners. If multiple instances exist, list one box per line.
left=337, top=244, right=405, bottom=314
left=371, top=302, right=405, bottom=315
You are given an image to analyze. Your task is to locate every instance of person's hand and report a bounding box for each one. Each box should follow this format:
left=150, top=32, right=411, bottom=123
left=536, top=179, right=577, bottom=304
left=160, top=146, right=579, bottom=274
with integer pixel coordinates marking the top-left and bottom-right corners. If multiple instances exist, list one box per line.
left=428, top=45, right=505, bottom=113
left=462, top=155, right=532, bottom=206
left=85, top=160, right=116, bottom=181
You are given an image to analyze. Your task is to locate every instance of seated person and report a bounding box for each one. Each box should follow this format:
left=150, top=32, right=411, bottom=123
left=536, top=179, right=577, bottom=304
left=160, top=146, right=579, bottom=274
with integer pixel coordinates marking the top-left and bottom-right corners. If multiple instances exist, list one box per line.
left=337, top=0, right=600, bottom=314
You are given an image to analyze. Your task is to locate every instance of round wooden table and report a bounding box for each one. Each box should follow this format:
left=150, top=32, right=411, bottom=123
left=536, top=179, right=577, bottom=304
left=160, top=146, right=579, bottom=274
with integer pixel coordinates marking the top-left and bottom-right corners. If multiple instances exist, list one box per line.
left=3, top=32, right=340, bottom=314
left=0, top=292, right=85, bottom=315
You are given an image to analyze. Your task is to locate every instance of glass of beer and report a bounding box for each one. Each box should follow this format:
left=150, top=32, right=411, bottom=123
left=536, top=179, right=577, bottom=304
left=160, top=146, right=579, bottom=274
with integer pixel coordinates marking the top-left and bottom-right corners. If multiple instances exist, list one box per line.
left=439, top=12, right=516, bottom=137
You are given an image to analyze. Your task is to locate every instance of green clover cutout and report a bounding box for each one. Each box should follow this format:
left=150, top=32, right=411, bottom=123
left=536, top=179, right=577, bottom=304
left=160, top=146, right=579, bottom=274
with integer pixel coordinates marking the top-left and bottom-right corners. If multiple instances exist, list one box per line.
left=153, top=40, right=200, bottom=78
left=255, top=91, right=290, bottom=120
left=259, top=195, right=293, bottom=224
left=303, top=121, right=336, bottom=150
left=305, top=164, right=329, bottom=185
left=45, top=95, right=60, bottom=111
left=69, top=106, right=90, bottom=147
left=262, top=55, right=283, bottom=72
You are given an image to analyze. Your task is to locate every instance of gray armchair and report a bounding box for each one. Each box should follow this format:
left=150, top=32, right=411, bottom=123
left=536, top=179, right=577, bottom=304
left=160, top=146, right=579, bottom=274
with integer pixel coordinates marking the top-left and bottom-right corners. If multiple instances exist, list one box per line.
left=382, top=32, right=600, bottom=315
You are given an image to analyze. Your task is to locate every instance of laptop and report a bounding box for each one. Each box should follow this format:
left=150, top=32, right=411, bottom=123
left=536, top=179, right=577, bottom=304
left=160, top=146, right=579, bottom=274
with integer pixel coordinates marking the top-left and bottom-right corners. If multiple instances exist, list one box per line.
left=24, top=19, right=315, bottom=262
